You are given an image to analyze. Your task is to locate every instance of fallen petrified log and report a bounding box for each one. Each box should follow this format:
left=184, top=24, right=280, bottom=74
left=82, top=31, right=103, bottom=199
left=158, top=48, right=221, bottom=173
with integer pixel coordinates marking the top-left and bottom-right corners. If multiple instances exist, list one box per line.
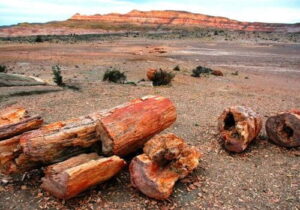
left=218, top=106, right=262, bottom=153
left=265, top=109, right=300, bottom=148
left=0, top=106, right=43, bottom=140
left=130, top=133, right=200, bottom=200
left=20, top=95, right=175, bottom=165
left=41, top=153, right=126, bottom=199
left=0, top=135, right=39, bottom=174
left=20, top=112, right=103, bottom=164
left=97, top=95, right=176, bottom=156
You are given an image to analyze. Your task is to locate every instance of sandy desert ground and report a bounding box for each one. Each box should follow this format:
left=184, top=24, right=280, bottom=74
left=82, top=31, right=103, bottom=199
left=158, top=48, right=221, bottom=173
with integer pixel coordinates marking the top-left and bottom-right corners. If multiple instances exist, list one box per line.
left=0, top=38, right=299, bottom=209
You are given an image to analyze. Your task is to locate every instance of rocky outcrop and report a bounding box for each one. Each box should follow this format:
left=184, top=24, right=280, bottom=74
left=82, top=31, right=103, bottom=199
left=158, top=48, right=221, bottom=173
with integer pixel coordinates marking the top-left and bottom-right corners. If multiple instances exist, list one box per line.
left=70, top=10, right=300, bottom=32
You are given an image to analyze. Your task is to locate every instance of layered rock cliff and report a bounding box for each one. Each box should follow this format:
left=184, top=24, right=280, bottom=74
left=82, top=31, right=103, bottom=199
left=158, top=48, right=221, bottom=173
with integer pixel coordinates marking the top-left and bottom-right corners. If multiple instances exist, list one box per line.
left=70, top=10, right=300, bottom=32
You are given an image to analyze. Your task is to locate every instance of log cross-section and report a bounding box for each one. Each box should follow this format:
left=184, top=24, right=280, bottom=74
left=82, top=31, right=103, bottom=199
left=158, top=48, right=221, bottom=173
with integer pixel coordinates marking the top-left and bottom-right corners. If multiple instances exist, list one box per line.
left=97, top=95, right=177, bottom=156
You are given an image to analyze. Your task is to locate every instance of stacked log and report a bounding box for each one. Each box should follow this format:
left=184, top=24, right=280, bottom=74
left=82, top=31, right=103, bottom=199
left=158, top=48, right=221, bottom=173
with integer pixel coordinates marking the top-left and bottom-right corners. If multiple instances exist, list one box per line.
left=41, top=153, right=126, bottom=199
left=130, top=133, right=201, bottom=200
left=0, top=106, right=43, bottom=140
left=266, top=109, right=300, bottom=147
left=96, top=95, right=176, bottom=156
left=218, top=106, right=262, bottom=152
left=0, top=107, right=43, bottom=174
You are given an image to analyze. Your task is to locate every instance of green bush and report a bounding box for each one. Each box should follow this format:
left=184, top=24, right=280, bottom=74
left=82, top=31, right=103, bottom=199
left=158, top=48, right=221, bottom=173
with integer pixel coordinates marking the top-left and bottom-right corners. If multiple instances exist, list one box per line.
left=191, top=65, right=213, bottom=77
left=0, top=65, right=7, bottom=73
left=103, top=68, right=127, bottom=84
left=35, top=35, right=43, bottom=43
left=152, top=69, right=175, bottom=86
left=52, top=65, right=64, bottom=86
left=173, top=65, right=180, bottom=71
left=231, top=71, right=239, bottom=76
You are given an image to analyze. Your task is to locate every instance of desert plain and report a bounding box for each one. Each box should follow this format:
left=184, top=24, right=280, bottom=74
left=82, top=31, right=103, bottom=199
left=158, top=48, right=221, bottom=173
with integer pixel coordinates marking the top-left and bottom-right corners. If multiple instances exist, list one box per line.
left=0, top=37, right=299, bottom=209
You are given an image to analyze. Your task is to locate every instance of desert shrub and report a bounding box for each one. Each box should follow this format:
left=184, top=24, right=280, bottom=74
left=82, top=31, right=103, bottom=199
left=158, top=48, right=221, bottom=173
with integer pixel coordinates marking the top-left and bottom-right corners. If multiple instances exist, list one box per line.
left=35, top=35, right=43, bottom=43
left=152, top=69, right=175, bottom=86
left=231, top=71, right=239, bottom=76
left=173, top=65, right=180, bottom=71
left=0, top=65, right=7, bottom=73
left=103, top=68, right=127, bottom=84
left=191, top=65, right=213, bottom=77
left=52, top=65, right=64, bottom=86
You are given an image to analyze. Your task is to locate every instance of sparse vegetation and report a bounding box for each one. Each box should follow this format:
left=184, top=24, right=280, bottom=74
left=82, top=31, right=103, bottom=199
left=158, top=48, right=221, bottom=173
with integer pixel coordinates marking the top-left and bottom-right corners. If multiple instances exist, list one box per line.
left=173, top=65, right=180, bottom=71
left=191, top=65, right=213, bottom=77
left=232, top=71, right=239, bottom=76
left=152, top=69, right=175, bottom=86
left=103, top=68, right=127, bottom=84
left=52, top=65, right=64, bottom=86
left=35, top=35, right=43, bottom=43
left=0, top=65, right=7, bottom=73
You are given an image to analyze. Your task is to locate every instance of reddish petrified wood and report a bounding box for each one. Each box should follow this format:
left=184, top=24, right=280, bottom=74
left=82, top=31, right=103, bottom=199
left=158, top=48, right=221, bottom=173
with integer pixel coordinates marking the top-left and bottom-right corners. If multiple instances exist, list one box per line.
left=41, top=153, right=126, bottom=199
left=96, top=95, right=177, bottom=156
left=20, top=112, right=105, bottom=164
left=0, top=106, right=43, bottom=140
left=218, top=106, right=262, bottom=153
left=0, top=135, right=40, bottom=175
left=266, top=109, right=300, bottom=148
left=130, top=133, right=201, bottom=200
left=146, top=68, right=157, bottom=81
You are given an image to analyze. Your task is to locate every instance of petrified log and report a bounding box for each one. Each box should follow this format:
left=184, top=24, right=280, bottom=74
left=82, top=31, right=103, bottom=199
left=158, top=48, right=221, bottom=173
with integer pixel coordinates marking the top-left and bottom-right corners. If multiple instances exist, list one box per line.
left=20, top=112, right=103, bottom=164
left=130, top=133, right=200, bottom=200
left=0, top=135, right=39, bottom=175
left=218, top=106, right=262, bottom=153
left=211, top=70, right=223, bottom=76
left=146, top=68, right=157, bottom=81
left=0, top=106, right=43, bottom=140
left=41, top=153, right=126, bottom=199
left=266, top=109, right=300, bottom=147
left=96, top=95, right=177, bottom=156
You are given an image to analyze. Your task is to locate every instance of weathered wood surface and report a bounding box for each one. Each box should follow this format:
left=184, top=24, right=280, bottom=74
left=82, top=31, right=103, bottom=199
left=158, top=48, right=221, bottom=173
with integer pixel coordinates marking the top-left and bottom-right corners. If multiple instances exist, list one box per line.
left=218, top=106, right=262, bottom=153
left=130, top=133, right=200, bottom=200
left=0, top=135, right=38, bottom=175
left=266, top=109, right=300, bottom=148
left=20, top=112, right=103, bottom=164
left=41, top=153, right=126, bottom=199
left=0, top=106, right=43, bottom=140
left=97, top=95, right=177, bottom=156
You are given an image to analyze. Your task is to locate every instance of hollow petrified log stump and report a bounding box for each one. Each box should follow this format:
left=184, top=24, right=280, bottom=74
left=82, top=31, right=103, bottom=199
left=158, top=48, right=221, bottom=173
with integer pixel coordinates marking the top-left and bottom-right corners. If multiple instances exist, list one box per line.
left=218, top=106, right=262, bottom=153
left=130, top=133, right=200, bottom=200
left=266, top=109, right=300, bottom=148
left=0, top=135, right=38, bottom=174
left=20, top=112, right=104, bottom=164
left=97, top=95, right=177, bottom=156
left=0, top=106, right=43, bottom=140
left=41, top=153, right=126, bottom=199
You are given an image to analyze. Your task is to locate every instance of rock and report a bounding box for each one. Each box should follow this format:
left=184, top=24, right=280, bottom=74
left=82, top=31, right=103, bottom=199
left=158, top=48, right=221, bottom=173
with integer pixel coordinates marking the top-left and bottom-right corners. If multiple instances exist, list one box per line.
left=0, top=73, right=47, bottom=87
left=130, top=133, right=201, bottom=200
left=266, top=109, right=300, bottom=147
left=211, top=70, right=223, bottom=76
left=146, top=68, right=157, bottom=81
left=218, top=106, right=262, bottom=152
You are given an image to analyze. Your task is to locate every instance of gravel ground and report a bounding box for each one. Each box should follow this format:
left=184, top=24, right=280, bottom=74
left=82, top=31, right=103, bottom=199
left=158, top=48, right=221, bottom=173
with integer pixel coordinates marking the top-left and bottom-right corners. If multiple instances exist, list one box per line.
left=0, top=38, right=299, bottom=210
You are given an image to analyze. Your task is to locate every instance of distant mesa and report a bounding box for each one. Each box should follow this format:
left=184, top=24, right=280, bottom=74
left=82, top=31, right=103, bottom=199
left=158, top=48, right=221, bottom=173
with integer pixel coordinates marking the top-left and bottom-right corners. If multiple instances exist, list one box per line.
left=69, top=10, right=300, bottom=32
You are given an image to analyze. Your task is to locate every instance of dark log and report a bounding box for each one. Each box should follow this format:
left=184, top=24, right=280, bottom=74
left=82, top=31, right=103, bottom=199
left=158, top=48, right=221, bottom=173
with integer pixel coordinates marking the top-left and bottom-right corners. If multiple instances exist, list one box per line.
left=218, top=106, right=262, bottom=153
left=41, top=153, right=126, bottom=199
left=96, top=95, right=177, bottom=156
left=0, top=106, right=43, bottom=140
left=266, top=109, right=300, bottom=147
left=130, top=133, right=200, bottom=200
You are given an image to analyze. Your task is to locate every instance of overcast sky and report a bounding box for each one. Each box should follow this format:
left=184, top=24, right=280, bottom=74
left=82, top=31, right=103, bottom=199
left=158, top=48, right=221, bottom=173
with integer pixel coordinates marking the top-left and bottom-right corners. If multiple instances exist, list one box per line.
left=1, top=0, right=300, bottom=26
